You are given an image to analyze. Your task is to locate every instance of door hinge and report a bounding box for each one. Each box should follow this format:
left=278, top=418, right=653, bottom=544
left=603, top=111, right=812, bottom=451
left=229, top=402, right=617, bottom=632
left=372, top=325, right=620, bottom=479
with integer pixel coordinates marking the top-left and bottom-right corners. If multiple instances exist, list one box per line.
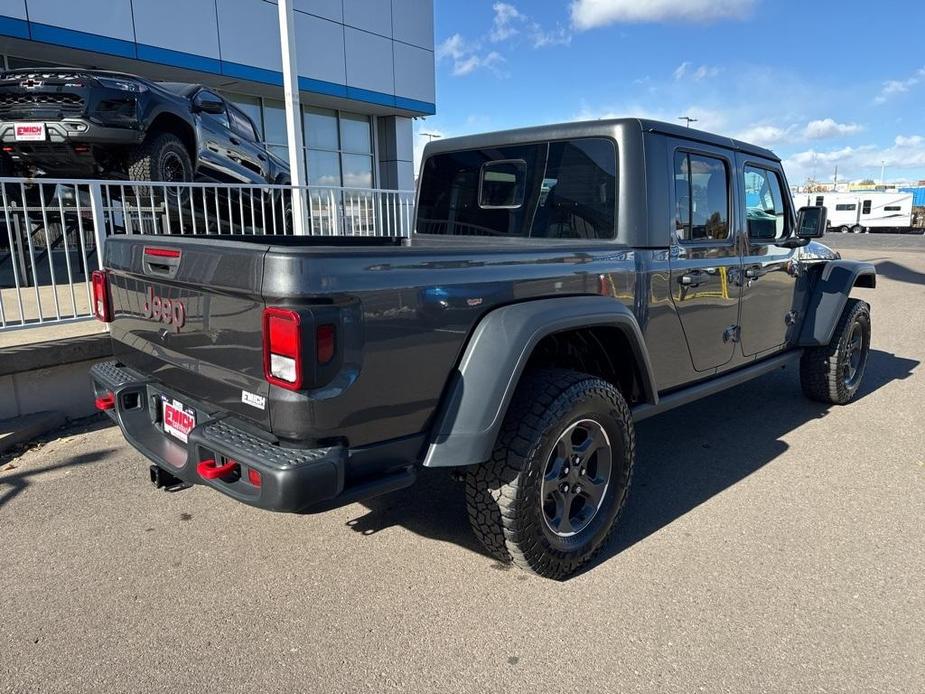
left=723, top=325, right=741, bottom=344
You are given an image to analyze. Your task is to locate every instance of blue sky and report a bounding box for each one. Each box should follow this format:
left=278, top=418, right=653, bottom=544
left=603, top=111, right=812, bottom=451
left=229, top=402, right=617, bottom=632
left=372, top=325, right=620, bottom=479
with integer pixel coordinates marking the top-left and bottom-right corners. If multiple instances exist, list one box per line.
left=416, top=0, right=925, bottom=185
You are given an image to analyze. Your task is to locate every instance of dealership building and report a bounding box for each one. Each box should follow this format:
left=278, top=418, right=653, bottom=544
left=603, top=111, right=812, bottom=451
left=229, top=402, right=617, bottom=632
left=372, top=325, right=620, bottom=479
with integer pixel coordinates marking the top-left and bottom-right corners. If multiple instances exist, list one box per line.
left=0, top=0, right=436, bottom=190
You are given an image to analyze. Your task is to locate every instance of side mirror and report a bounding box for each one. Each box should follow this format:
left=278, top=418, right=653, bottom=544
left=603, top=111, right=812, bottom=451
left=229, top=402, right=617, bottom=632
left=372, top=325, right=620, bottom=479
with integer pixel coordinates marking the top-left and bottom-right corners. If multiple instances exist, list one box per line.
left=193, top=95, right=225, bottom=115
left=796, top=206, right=827, bottom=239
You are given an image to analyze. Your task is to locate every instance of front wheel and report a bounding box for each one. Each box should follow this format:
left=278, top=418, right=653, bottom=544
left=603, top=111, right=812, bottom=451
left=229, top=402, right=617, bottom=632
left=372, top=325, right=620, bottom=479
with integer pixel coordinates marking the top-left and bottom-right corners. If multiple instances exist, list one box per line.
left=800, top=299, right=871, bottom=405
left=465, top=369, right=635, bottom=579
left=852, top=224, right=866, bottom=234
left=126, top=132, right=193, bottom=205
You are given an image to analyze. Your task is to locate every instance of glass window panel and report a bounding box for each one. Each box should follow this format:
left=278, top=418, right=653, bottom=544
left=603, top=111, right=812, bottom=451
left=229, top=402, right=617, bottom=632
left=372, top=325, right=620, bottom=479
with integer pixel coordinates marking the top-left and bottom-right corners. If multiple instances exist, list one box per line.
left=530, top=139, right=617, bottom=240
left=415, top=143, right=546, bottom=237
left=744, top=166, right=789, bottom=240
left=340, top=112, right=372, bottom=154
left=268, top=145, right=289, bottom=165
left=479, top=161, right=526, bottom=208
left=308, top=149, right=341, bottom=187
left=304, top=107, right=339, bottom=150
left=341, top=153, right=373, bottom=189
left=226, top=94, right=262, bottom=139
left=263, top=99, right=287, bottom=145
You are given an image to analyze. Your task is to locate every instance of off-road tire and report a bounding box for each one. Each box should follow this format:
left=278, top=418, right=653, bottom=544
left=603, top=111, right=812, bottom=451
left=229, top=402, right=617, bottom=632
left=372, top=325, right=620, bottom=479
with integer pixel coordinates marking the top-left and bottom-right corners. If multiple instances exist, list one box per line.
left=465, top=369, right=635, bottom=580
left=126, top=132, right=192, bottom=185
left=800, top=299, right=871, bottom=405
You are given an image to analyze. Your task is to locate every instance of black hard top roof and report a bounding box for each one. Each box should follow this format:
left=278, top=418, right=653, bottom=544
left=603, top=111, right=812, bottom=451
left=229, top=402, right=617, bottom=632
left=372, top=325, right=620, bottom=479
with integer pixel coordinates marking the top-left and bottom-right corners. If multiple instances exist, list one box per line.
left=423, top=117, right=779, bottom=162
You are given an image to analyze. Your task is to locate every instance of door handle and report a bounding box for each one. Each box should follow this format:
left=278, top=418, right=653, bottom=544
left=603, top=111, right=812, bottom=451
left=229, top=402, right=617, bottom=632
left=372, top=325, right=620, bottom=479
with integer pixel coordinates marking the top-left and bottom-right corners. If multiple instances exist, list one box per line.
left=745, top=267, right=760, bottom=279
left=679, top=273, right=702, bottom=288
left=229, top=136, right=241, bottom=146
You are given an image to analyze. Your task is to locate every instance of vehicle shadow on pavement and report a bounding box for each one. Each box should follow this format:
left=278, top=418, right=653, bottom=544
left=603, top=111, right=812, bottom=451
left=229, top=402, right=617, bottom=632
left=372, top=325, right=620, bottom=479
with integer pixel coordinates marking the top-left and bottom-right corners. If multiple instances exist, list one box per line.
left=578, top=348, right=919, bottom=576
left=0, top=451, right=116, bottom=511
left=347, top=467, right=491, bottom=557
left=874, top=261, right=925, bottom=287
left=347, top=349, right=918, bottom=572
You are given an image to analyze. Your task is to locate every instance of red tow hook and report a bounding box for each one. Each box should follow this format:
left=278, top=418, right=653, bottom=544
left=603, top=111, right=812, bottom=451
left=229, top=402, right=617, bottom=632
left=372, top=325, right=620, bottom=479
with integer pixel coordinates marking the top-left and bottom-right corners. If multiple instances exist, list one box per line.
left=197, top=459, right=239, bottom=480
left=95, top=392, right=116, bottom=411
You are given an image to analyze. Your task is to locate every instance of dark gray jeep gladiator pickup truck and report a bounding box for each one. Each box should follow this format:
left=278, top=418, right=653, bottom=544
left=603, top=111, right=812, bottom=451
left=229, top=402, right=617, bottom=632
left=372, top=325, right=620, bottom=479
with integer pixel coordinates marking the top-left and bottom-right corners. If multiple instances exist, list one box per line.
left=89, top=119, right=875, bottom=579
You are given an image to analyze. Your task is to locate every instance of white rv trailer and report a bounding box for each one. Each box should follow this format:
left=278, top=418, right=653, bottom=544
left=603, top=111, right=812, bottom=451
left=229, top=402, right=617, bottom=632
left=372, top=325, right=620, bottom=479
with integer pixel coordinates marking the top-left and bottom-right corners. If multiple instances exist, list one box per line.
left=792, top=191, right=915, bottom=232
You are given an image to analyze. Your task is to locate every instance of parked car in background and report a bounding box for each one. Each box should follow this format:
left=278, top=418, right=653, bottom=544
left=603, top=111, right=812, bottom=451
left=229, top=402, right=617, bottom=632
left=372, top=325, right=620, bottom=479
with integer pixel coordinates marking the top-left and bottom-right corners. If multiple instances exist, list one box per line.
left=0, top=68, right=288, bottom=186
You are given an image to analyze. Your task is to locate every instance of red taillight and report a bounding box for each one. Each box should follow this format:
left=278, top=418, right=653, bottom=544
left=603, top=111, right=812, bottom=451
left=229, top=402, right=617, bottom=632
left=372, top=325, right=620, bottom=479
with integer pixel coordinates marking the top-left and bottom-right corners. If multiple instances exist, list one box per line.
left=144, top=246, right=181, bottom=259
left=263, top=307, right=302, bottom=390
left=91, top=270, right=111, bottom=322
left=248, top=468, right=262, bottom=487
left=316, top=324, right=335, bottom=365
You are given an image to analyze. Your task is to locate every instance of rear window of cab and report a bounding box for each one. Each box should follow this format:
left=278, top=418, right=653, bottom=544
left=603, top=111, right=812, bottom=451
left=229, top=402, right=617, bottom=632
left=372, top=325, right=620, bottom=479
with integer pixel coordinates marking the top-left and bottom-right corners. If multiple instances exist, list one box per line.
left=416, top=138, right=617, bottom=240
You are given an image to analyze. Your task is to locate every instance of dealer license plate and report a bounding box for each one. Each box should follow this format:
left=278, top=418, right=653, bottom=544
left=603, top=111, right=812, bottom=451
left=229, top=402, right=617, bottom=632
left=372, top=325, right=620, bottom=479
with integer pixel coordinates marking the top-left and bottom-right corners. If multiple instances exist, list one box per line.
left=162, top=396, right=196, bottom=444
left=14, top=122, right=46, bottom=141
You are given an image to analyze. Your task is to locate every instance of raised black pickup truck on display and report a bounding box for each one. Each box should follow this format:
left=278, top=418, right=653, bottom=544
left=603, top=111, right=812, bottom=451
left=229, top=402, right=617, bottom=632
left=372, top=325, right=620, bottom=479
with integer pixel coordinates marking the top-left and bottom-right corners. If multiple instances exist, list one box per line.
left=0, top=68, right=288, bottom=185
left=89, top=119, right=875, bottom=579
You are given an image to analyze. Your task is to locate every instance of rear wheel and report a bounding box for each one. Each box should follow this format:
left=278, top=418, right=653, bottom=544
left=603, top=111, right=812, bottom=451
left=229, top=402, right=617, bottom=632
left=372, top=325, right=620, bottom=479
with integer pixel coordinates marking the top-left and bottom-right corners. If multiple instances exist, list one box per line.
left=852, top=224, right=865, bottom=234
left=840, top=225, right=850, bottom=233
left=800, top=299, right=871, bottom=405
left=465, top=369, right=635, bottom=579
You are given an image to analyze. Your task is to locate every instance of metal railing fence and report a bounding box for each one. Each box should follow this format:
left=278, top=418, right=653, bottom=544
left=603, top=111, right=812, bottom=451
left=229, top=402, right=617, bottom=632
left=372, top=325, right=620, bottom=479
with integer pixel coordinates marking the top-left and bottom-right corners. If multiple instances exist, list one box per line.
left=0, top=177, right=415, bottom=332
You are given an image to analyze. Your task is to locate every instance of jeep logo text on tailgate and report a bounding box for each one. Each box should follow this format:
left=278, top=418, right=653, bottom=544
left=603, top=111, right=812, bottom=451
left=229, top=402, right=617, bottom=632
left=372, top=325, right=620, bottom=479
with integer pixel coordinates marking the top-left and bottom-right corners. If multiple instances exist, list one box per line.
left=142, top=287, right=186, bottom=332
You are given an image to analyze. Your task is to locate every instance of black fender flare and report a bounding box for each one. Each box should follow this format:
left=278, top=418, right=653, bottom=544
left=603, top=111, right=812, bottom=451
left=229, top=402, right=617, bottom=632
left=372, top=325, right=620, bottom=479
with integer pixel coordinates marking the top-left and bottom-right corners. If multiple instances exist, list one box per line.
left=143, top=105, right=199, bottom=166
left=422, top=296, right=658, bottom=468
left=799, top=260, right=876, bottom=347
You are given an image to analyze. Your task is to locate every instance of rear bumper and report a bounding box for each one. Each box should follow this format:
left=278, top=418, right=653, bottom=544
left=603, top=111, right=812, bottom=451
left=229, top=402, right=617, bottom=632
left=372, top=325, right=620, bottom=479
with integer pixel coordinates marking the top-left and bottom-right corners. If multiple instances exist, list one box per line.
left=90, top=361, right=415, bottom=513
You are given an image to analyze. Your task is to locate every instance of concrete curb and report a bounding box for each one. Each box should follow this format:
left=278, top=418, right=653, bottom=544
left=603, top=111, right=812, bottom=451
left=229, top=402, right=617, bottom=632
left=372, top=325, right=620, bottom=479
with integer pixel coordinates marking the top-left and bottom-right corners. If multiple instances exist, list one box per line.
left=0, top=411, right=67, bottom=454
left=0, top=333, right=113, bottom=377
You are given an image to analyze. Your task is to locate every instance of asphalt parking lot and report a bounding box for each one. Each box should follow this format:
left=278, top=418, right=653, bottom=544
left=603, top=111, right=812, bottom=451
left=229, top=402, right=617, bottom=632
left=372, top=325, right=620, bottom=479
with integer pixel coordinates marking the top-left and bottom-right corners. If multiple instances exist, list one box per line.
left=2, top=233, right=923, bottom=693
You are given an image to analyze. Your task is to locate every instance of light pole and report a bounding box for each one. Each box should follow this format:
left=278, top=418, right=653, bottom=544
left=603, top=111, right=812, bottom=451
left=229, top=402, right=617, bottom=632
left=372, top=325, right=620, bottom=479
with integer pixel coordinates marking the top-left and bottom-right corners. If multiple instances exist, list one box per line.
left=420, top=132, right=442, bottom=143
left=880, top=160, right=886, bottom=186
left=277, top=0, right=308, bottom=235
left=678, top=116, right=698, bottom=128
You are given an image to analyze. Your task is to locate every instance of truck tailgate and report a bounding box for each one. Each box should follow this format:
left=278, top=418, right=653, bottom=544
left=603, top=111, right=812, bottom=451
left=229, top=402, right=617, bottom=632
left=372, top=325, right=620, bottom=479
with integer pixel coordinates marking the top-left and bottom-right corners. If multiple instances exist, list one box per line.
left=105, top=236, right=271, bottom=428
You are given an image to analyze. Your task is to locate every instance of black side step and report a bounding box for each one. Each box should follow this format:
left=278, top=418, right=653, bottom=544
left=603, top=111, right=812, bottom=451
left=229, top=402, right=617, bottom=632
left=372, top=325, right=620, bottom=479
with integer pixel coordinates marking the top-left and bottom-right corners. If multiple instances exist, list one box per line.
left=632, top=351, right=800, bottom=422
left=307, top=466, right=417, bottom=513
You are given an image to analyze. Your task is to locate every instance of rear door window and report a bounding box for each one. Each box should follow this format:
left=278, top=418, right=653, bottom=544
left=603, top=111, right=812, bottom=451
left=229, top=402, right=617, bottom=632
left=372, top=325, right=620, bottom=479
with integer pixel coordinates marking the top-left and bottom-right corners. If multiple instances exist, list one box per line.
left=673, top=152, right=730, bottom=242
left=416, top=138, right=616, bottom=239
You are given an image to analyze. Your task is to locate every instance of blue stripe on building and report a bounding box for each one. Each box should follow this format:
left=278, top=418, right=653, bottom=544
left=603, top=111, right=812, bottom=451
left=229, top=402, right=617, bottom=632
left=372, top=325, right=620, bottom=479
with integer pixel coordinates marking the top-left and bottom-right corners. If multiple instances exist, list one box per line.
left=0, top=16, right=435, bottom=116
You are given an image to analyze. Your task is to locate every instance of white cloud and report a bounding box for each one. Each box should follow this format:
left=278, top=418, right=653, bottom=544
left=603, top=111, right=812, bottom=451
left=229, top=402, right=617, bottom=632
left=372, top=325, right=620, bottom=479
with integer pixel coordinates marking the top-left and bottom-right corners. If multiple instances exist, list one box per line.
left=436, top=34, right=505, bottom=77
left=731, top=118, right=864, bottom=147
left=673, top=62, right=720, bottom=81
left=873, top=66, right=925, bottom=104
left=802, top=118, right=862, bottom=139
left=783, top=135, right=925, bottom=183
left=574, top=103, right=728, bottom=133
left=734, top=124, right=794, bottom=147
left=453, top=51, right=504, bottom=77
left=437, top=3, right=568, bottom=78
left=436, top=34, right=467, bottom=61
left=489, top=3, right=523, bottom=42
left=489, top=2, right=572, bottom=48
left=571, top=0, right=757, bottom=29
